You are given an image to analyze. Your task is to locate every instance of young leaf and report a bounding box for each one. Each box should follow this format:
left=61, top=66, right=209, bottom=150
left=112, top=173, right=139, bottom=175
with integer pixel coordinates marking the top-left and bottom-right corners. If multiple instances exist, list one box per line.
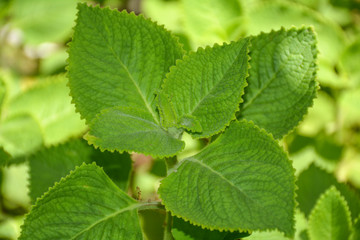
left=7, top=75, right=86, bottom=146
left=159, top=120, right=296, bottom=237
left=297, top=163, right=360, bottom=221
left=308, top=186, right=352, bottom=240
left=85, top=107, right=184, bottom=157
left=172, top=216, right=249, bottom=240
left=239, top=28, right=317, bottom=139
left=159, top=38, right=250, bottom=138
left=68, top=3, right=183, bottom=124
left=28, top=139, right=132, bottom=202
left=68, top=3, right=185, bottom=157
left=19, top=163, right=143, bottom=240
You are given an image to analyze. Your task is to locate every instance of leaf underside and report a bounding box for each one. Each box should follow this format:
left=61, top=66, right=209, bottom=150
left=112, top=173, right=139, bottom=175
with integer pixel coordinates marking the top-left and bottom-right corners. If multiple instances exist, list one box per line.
left=159, top=120, right=295, bottom=237
left=86, top=107, right=184, bottom=157
left=239, top=27, right=318, bottom=139
left=308, top=186, right=352, bottom=240
left=20, top=163, right=142, bottom=240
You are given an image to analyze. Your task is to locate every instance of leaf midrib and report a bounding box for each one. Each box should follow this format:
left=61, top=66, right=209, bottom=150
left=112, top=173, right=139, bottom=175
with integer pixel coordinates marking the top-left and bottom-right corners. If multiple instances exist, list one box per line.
left=188, top=42, right=248, bottom=116
left=241, top=49, right=303, bottom=111
left=186, top=158, right=257, bottom=203
left=90, top=16, right=160, bottom=125
left=70, top=202, right=141, bottom=239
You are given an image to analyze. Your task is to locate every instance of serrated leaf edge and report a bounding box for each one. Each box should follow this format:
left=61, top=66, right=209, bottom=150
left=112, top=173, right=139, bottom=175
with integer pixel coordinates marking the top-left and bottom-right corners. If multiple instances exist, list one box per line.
left=66, top=2, right=185, bottom=125
left=308, top=185, right=352, bottom=239
left=84, top=107, right=185, bottom=159
left=20, top=162, right=139, bottom=238
left=158, top=119, right=296, bottom=237
left=159, top=38, right=251, bottom=139
left=241, top=26, right=319, bottom=140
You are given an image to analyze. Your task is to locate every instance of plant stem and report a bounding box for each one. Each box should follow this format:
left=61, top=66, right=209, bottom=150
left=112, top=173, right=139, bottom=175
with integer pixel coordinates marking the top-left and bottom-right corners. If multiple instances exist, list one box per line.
left=163, top=211, right=174, bottom=240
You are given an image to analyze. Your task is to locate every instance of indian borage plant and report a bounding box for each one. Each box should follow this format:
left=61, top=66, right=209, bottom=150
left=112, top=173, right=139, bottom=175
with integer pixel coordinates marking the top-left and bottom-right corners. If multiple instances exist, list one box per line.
left=19, top=3, right=318, bottom=239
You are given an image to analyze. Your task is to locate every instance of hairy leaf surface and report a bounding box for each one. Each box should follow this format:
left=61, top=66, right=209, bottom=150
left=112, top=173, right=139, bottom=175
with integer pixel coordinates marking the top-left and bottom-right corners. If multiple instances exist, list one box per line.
left=159, top=120, right=295, bottom=236
left=160, top=39, right=249, bottom=138
left=239, top=28, right=317, bottom=139
left=28, top=139, right=132, bottom=202
left=86, top=107, right=184, bottom=157
left=308, top=186, right=352, bottom=240
left=68, top=3, right=185, bottom=157
left=68, top=3, right=183, bottom=124
left=20, top=164, right=142, bottom=240
left=7, top=75, right=86, bottom=146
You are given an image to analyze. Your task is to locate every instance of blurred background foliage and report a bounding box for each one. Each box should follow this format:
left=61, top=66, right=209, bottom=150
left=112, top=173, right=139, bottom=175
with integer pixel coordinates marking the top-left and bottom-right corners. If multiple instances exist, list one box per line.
left=0, top=0, right=359, bottom=239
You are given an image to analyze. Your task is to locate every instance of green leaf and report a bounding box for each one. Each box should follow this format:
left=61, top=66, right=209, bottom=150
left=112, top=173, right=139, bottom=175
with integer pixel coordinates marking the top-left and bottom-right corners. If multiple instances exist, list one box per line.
left=160, top=38, right=250, bottom=138
left=172, top=216, right=249, bottom=240
left=19, top=163, right=143, bottom=240
left=9, top=0, right=80, bottom=45
left=308, top=186, right=352, bottom=240
left=68, top=3, right=183, bottom=124
left=7, top=75, right=86, bottom=146
left=159, top=120, right=296, bottom=237
left=350, top=215, right=360, bottom=240
left=0, top=113, right=43, bottom=157
left=246, top=1, right=345, bottom=70
left=68, top=3, right=185, bottom=157
left=181, top=0, right=244, bottom=48
left=86, top=107, right=184, bottom=157
left=297, top=163, right=360, bottom=221
left=28, top=139, right=132, bottom=202
left=239, top=28, right=317, bottom=139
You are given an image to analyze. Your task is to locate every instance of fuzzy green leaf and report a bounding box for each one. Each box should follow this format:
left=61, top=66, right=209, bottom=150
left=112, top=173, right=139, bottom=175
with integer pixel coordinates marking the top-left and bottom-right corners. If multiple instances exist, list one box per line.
left=239, top=28, right=317, bottom=139
left=19, top=163, right=142, bottom=240
left=297, top=163, right=360, bottom=221
left=7, top=75, right=86, bottom=146
left=86, top=107, right=184, bottom=157
left=159, top=120, right=295, bottom=237
left=68, top=3, right=183, bottom=124
left=308, top=186, right=352, bottom=240
left=68, top=3, right=184, bottom=157
left=159, top=39, right=249, bottom=138
left=28, top=139, right=132, bottom=202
